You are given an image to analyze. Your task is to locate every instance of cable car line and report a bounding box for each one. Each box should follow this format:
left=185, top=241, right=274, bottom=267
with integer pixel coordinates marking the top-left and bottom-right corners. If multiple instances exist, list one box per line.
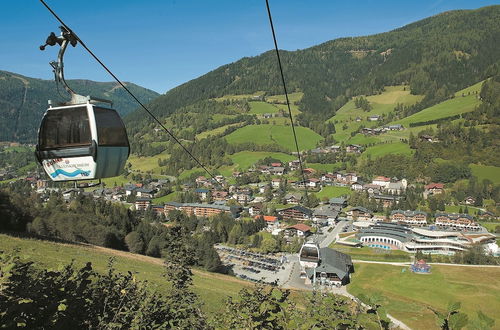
left=264, top=0, right=309, bottom=199
left=39, top=0, right=222, bottom=187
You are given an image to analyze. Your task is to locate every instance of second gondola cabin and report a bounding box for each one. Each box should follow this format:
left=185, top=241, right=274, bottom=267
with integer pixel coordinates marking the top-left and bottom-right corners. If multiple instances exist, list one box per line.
left=35, top=100, right=130, bottom=181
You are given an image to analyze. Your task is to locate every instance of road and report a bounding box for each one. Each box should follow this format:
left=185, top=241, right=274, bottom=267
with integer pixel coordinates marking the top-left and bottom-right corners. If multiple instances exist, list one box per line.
left=319, top=220, right=348, bottom=248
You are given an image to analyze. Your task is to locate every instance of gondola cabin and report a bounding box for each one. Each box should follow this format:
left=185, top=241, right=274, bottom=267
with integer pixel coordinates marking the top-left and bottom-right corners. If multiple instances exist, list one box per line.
left=299, top=242, right=320, bottom=273
left=35, top=101, right=130, bottom=181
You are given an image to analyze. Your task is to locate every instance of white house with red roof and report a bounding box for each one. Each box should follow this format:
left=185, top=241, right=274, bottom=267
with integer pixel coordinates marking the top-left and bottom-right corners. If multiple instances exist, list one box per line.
left=285, top=224, right=312, bottom=238
left=372, top=176, right=391, bottom=188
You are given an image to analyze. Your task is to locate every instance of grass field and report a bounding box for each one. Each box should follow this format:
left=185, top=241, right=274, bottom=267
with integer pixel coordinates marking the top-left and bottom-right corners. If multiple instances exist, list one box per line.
left=361, top=142, right=413, bottom=158
left=212, top=91, right=265, bottom=102
left=480, top=222, right=500, bottom=232
left=224, top=124, right=323, bottom=151
left=346, top=134, right=381, bottom=145
left=265, top=92, right=303, bottom=104
left=348, top=263, right=500, bottom=329
left=152, top=191, right=180, bottom=204
left=248, top=101, right=279, bottom=115
left=128, top=154, right=169, bottom=174
left=444, top=204, right=482, bottom=214
left=315, top=186, right=352, bottom=199
left=0, top=234, right=250, bottom=314
left=470, top=164, right=500, bottom=185
left=305, top=163, right=343, bottom=173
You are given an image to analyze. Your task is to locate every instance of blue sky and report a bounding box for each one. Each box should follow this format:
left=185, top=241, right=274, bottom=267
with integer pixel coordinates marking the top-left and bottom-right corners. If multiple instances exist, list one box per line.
left=0, top=0, right=498, bottom=93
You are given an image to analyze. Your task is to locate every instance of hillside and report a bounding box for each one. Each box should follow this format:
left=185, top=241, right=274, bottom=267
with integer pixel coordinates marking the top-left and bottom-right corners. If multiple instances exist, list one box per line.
left=0, top=70, right=159, bottom=143
left=126, top=5, right=500, bottom=134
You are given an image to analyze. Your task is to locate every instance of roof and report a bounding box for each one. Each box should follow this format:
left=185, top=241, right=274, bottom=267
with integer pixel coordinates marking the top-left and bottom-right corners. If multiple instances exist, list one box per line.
left=287, top=223, right=312, bottom=232
left=425, top=183, right=444, bottom=189
left=435, top=212, right=475, bottom=221
left=391, top=210, right=427, bottom=217
left=306, top=248, right=352, bottom=280
left=329, top=197, right=347, bottom=205
left=348, top=206, right=373, bottom=214
left=255, top=215, right=278, bottom=222
left=373, top=176, right=390, bottom=182
left=357, top=222, right=412, bottom=242
left=195, top=188, right=210, bottom=193
left=280, top=205, right=313, bottom=216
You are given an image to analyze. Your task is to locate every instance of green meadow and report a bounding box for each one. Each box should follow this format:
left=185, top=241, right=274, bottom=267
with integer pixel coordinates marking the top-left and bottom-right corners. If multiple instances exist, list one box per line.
left=248, top=101, right=279, bottom=115
left=0, top=234, right=250, bottom=314
left=224, top=124, right=323, bottom=151
left=315, top=186, right=352, bottom=199
left=229, top=151, right=295, bottom=170
left=470, top=164, right=500, bottom=185
left=348, top=263, right=500, bottom=329
left=361, top=141, right=413, bottom=158
left=196, top=122, right=243, bottom=140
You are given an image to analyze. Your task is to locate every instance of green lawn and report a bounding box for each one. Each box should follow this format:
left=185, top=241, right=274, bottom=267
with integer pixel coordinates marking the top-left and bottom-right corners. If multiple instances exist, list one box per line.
left=315, top=186, right=352, bottom=199
left=480, top=222, right=500, bottom=232
left=444, top=204, right=482, bottom=214
left=346, top=134, right=381, bottom=145
left=248, top=101, right=279, bottom=115
left=179, top=167, right=206, bottom=180
left=470, top=164, right=500, bottom=185
left=0, top=234, right=250, bottom=314
left=266, top=92, right=303, bottom=104
left=348, top=263, right=500, bottom=329
left=225, top=124, right=323, bottom=151
left=361, top=142, right=413, bottom=158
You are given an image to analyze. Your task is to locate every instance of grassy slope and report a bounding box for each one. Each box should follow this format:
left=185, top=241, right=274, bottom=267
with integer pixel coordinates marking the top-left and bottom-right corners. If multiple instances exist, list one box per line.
left=195, top=123, right=242, bottom=140
left=470, top=164, right=500, bottom=185
left=0, top=234, right=249, bottom=314
left=224, top=124, right=323, bottom=151
left=229, top=151, right=295, bottom=170
left=348, top=263, right=500, bottom=329
left=248, top=101, right=279, bottom=115
left=361, top=142, right=414, bottom=158
left=328, top=85, right=423, bottom=142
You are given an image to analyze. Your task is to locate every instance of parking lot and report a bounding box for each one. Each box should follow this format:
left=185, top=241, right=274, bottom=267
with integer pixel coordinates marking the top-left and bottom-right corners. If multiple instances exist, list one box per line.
left=215, top=245, right=294, bottom=285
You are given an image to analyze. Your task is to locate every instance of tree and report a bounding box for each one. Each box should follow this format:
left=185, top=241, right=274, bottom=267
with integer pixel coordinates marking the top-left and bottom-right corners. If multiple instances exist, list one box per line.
left=261, top=237, right=278, bottom=253
left=125, top=231, right=145, bottom=254
left=430, top=302, right=469, bottom=330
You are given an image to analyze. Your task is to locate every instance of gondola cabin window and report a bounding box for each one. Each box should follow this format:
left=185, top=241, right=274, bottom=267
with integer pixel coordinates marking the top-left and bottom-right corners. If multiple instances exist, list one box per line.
left=94, top=107, right=129, bottom=147
left=39, top=107, right=91, bottom=149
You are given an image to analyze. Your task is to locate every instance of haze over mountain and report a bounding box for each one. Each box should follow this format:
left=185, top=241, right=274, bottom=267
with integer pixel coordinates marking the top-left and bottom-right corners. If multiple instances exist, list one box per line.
left=126, top=5, right=499, bottom=133
left=0, top=70, right=159, bottom=143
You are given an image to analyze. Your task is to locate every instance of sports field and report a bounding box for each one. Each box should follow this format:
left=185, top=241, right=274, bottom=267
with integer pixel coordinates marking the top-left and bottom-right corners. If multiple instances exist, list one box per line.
left=348, top=262, right=500, bottom=329
left=224, top=124, right=323, bottom=151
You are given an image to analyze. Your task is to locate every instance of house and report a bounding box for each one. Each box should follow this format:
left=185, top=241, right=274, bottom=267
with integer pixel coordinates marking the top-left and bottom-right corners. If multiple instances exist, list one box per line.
left=211, top=190, right=228, bottom=201
left=135, top=198, right=151, bottom=211
left=62, top=188, right=81, bottom=201
left=372, top=176, right=391, bottom=188
left=152, top=205, right=165, bottom=216
left=195, top=188, right=210, bottom=201
left=321, top=173, right=336, bottom=183
left=270, top=162, right=282, bottom=167
left=346, top=206, right=373, bottom=221
left=391, top=210, right=427, bottom=226
left=248, top=203, right=263, bottom=216
left=303, top=168, right=317, bottom=175
left=271, top=178, right=281, bottom=188
left=420, top=135, right=437, bottom=143
left=313, top=205, right=339, bottom=225
left=308, top=178, right=321, bottom=188
left=386, top=124, right=403, bottom=131
left=124, top=184, right=137, bottom=196
left=371, top=194, right=402, bottom=208
left=355, top=117, right=362, bottom=122
left=233, top=190, right=253, bottom=204
left=350, top=181, right=364, bottom=191
left=424, top=183, right=444, bottom=196
left=363, top=184, right=382, bottom=195
left=346, top=144, right=363, bottom=154
left=464, top=196, right=476, bottom=205
left=136, top=187, right=156, bottom=198
left=255, top=215, right=280, bottom=229
left=269, top=167, right=285, bottom=176
left=304, top=248, right=353, bottom=287
left=329, top=197, right=348, bottom=208
left=164, top=202, right=241, bottom=218
left=368, top=115, right=380, bottom=121
left=284, top=193, right=303, bottom=204
left=263, top=113, right=273, bottom=119
left=285, top=223, right=312, bottom=238
left=288, top=160, right=301, bottom=170
left=279, top=205, right=313, bottom=221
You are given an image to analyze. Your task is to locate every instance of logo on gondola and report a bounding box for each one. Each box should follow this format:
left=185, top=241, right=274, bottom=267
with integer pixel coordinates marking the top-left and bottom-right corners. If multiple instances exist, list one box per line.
left=65, top=160, right=70, bottom=164
left=49, top=169, right=91, bottom=178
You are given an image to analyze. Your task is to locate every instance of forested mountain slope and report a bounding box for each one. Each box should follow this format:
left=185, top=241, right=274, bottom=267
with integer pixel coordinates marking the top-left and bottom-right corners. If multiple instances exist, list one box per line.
left=0, top=70, right=159, bottom=143
left=126, top=5, right=500, bottom=133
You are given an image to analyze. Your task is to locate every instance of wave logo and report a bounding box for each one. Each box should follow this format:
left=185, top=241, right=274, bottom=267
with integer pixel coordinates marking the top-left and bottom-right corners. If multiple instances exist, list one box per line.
left=49, top=169, right=91, bottom=178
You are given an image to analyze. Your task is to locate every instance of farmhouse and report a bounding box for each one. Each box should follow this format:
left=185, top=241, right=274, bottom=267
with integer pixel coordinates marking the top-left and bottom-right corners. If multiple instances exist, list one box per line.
left=284, top=193, right=303, bottom=204
left=285, top=224, right=312, bottom=238
left=255, top=215, right=280, bottom=230
left=424, top=183, right=444, bottom=195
